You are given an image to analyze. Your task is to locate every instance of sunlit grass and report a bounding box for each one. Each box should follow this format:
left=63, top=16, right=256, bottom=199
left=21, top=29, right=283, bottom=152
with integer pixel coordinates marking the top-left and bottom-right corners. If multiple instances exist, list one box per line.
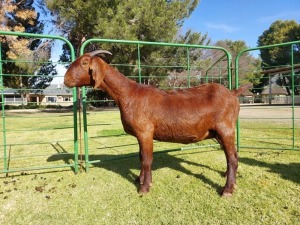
left=0, top=148, right=299, bottom=224
left=0, top=109, right=299, bottom=224
left=0, top=111, right=75, bottom=171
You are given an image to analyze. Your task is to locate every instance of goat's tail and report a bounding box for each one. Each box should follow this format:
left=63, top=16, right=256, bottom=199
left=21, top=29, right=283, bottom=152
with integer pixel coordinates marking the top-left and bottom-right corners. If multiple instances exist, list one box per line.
left=232, top=83, right=253, bottom=96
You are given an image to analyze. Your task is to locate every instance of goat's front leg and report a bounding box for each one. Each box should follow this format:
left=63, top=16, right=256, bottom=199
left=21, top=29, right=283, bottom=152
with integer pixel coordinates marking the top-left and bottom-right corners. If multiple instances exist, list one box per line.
left=137, top=135, right=153, bottom=194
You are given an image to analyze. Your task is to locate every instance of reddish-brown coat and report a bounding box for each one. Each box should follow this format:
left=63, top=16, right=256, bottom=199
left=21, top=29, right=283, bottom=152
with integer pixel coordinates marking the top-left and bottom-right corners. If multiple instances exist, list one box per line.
left=64, top=51, right=252, bottom=196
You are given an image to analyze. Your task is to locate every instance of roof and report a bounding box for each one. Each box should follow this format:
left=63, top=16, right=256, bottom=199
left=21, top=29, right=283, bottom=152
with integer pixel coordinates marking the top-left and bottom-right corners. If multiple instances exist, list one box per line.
left=43, top=84, right=72, bottom=95
left=1, top=84, right=72, bottom=96
left=241, top=89, right=254, bottom=96
left=2, top=89, right=19, bottom=95
left=260, top=64, right=300, bottom=75
left=261, top=84, right=288, bottom=95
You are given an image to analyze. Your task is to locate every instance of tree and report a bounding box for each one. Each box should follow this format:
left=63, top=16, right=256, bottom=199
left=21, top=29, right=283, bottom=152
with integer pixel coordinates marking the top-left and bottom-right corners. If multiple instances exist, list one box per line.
left=257, top=20, right=300, bottom=94
left=158, top=30, right=211, bottom=88
left=207, top=40, right=261, bottom=88
left=45, top=0, right=212, bottom=103
left=0, top=0, right=57, bottom=95
left=45, top=0, right=200, bottom=54
left=258, top=20, right=300, bottom=66
left=45, top=0, right=204, bottom=78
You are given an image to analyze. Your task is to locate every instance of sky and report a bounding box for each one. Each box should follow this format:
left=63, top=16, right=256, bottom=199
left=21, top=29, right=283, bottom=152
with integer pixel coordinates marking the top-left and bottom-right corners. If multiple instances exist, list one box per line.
left=49, top=0, right=300, bottom=83
left=182, top=0, right=300, bottom=48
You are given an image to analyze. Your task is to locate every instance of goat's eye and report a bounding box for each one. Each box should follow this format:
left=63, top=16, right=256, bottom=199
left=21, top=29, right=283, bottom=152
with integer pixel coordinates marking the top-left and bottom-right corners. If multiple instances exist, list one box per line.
left=82, top=60, right=89, bottom=67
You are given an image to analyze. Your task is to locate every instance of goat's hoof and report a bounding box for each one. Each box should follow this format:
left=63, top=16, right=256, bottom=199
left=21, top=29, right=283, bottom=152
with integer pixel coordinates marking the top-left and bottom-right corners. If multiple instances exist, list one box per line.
left=138, top=190, right=149, bottom=196
left=138, top=190, right=147, bottom=196
left=221, top=192, right=233, bottom=198
left=221, top=186, right=234, bottom=197
left=221, top=187, right=234, bottom=197
left=139, top=184, right=150, bottom=195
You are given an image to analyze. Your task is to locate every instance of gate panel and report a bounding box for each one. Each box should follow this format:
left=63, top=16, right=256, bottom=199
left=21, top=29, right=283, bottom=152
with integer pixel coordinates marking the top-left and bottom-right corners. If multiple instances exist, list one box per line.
left=79, top=39, right=232, bottom=170
left=235, top=41, right=300, bottom=151
left=0, top=31, right=78, bottom=175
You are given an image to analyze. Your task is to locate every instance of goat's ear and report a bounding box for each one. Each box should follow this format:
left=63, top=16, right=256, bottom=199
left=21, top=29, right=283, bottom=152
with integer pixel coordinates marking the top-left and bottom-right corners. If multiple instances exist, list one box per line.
left=90, top=57, right=106, bottom=89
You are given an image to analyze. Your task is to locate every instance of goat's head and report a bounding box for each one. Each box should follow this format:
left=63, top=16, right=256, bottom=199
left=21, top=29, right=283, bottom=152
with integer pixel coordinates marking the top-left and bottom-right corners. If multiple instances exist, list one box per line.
left=64, top=50, right=112, bottom=88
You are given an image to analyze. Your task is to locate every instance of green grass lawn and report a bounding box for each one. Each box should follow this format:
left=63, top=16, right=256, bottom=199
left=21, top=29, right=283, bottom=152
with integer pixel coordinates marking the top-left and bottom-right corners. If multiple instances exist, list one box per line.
left=0, top=109, right=299, bottom=224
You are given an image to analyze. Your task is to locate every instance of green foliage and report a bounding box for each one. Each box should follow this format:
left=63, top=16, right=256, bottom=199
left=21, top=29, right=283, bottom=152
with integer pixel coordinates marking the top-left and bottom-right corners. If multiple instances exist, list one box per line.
left=257, top=20, right=300, bottom=94
left=258, top=20, right=300, bottom=67
left=86, top=89, right=115, bottom=107
left=143, top=30, right=211, bottom=88
left=1, top=0, right=57, bottom=91
left=46, top=0, right=214, bottom=101
left=45, top=0, right=202, bottom=59
left=45, top=0, right=204, bottom=79
left=215, top=40, right=262, bottom=86
left=46, top=0, right=199, bottom=48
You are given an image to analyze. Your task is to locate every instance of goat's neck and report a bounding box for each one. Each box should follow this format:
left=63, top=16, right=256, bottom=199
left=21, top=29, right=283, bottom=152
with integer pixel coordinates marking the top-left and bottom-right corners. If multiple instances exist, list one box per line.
left=100, top=65, right=137, bottom=104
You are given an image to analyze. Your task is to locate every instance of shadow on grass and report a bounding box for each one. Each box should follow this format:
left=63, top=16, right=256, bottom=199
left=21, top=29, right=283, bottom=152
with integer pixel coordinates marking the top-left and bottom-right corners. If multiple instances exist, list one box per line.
left=48, top=150, right=225, bottom=195
left=239, top=157, right=300, bottom=184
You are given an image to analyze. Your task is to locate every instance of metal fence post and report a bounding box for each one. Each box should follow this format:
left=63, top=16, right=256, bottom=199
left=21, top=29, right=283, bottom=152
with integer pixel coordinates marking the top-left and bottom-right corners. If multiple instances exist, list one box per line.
left=186, top=47, right=191, bottom=88
left=291, top=44, right=295, bottom=149
left=0, top=43, right=8, bottom=172
left=138, top=43, right=142, bottom=84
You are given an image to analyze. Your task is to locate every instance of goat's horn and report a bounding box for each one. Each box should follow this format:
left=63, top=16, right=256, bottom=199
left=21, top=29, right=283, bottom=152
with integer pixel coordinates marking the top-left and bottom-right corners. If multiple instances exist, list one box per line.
left=88, top=50, right=112, bottom=57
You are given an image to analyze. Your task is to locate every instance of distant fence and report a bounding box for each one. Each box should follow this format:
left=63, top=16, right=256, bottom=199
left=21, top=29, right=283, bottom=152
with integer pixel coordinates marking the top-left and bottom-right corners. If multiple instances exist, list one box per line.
left=262, top=95, right=300, bottom=104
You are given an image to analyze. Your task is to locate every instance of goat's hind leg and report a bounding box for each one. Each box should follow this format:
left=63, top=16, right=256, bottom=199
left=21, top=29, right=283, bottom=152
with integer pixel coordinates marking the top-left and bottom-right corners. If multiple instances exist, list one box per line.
left=223, top=141, right=238, bottom=197
left=215, top=135, right=228, bottom=178
left=216, top=131, right=238, bottom=197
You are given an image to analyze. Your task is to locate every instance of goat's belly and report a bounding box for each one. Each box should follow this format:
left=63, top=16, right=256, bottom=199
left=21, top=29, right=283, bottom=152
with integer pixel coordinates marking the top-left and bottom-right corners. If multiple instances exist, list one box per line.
left=153, top=128, right=211, bottom=144
left=154, top=135, right=199, bottom=144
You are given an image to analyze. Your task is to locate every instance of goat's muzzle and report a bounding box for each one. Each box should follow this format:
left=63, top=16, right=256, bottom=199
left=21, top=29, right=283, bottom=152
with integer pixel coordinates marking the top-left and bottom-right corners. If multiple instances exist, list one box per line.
left=64, top=71, right=76, bottom=87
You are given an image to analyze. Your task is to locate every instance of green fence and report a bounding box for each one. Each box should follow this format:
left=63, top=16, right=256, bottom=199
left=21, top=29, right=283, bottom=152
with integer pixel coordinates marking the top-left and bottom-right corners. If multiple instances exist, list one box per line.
left=79, top=39, right=232, bottom=170
left=235, top=41, right=300, bottom=151
left=0, top=31, right=299, bottom=175
left=0, top=31, right=79, bottom=175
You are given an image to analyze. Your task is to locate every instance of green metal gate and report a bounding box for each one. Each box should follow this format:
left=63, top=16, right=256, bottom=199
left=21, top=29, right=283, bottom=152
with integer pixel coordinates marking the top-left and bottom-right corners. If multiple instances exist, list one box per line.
left=0, top=31, right=79, bottom=175
left=79, top=39, right=232, bottom=171
left=235, top=41, right=300, bottom=151
left=1, top=31, right=298, bottom=175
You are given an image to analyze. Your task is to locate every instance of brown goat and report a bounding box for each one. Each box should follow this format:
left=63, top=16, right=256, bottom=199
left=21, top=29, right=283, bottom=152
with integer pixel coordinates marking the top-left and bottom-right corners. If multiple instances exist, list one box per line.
left=64, top=50, right=252, bottom=197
